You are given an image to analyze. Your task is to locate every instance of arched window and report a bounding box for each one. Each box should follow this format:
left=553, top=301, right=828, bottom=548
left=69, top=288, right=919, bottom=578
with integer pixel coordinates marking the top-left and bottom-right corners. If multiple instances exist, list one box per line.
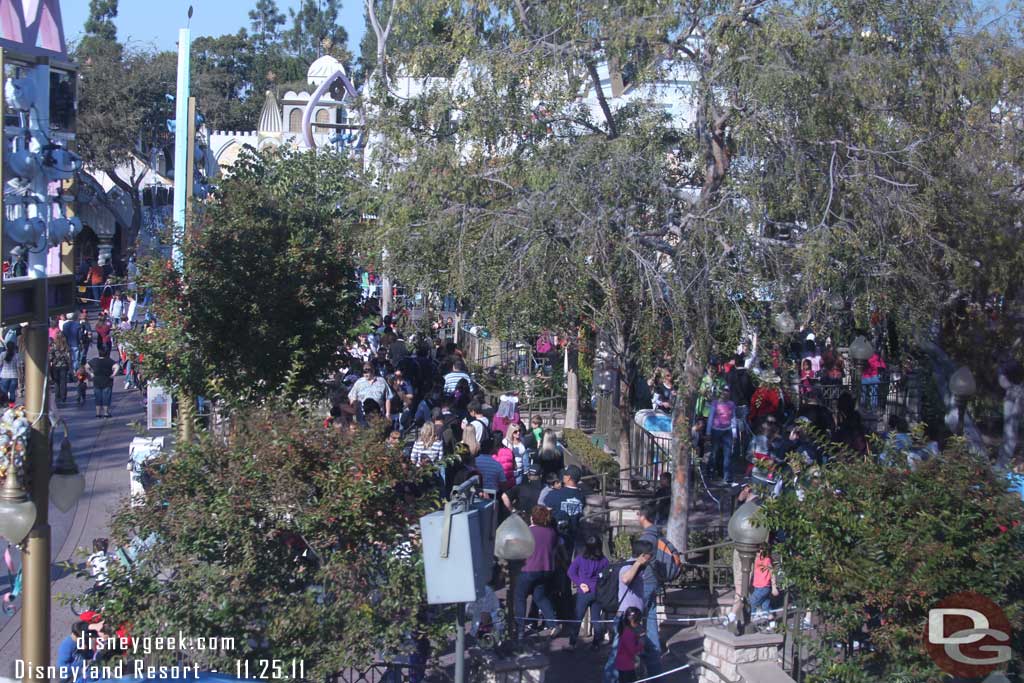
left=289, top=109, right=303, bottom=132
left=314, top=108, right=330, bottom=131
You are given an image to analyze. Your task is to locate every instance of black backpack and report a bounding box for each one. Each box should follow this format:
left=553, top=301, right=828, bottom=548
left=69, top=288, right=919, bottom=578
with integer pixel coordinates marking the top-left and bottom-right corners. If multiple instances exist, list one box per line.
left=596, top=560, right=633, bottom=615
left=474, top=418, right=496, bottom=454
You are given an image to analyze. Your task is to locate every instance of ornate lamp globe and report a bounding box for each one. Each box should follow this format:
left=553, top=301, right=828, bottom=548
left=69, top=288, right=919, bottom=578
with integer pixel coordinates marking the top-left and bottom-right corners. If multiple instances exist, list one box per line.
left=849, top=335, right=874, bottom=363
left=0, top=462, right=37, bottom=544
left=950, top=366, right=977, bottom=400
left=494, top=516, right=535, bottom=561
left=50, top=432, right=85, bottom=513
left=728, top=499, right=769, bottom=553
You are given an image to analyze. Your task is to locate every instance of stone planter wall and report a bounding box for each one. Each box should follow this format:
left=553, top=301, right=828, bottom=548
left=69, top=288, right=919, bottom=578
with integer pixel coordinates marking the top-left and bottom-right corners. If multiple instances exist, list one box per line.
left=699, top=627, right=790, bottom=683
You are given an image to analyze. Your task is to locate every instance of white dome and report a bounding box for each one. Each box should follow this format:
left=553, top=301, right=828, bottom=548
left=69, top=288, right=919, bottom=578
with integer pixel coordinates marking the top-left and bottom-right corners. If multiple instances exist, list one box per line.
left=307, top=55, right=344, bottom=87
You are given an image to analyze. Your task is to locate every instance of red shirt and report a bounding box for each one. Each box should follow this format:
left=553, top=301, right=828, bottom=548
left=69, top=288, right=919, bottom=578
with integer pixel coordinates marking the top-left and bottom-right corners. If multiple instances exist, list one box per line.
left=749, top=386, right=780, bottom=419
left=615, top=627, right=642, bottom=671
left=95, top=322, right=112, bottom=343
left=753, top=552, right=772, bottom=589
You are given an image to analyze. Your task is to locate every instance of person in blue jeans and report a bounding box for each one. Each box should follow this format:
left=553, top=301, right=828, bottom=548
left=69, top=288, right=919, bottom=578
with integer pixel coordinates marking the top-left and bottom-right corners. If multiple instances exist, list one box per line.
left=515, top=505, right=561, bottom=639
left=706, top=389, right=738, bottom=483
left=87, top=348, right=117, bottom=418
left=606, top=503, right=669, bottom=682
left=567, top=535, right=610, bottom=648
left=603, top=537, right=655, bottom=683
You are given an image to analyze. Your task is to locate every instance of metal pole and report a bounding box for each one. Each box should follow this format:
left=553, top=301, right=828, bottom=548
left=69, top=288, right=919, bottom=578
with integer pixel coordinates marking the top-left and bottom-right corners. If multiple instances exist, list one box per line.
left=22, top=308, right=51, bottom=682
left=171, top=28, right=191, bottom=268
left=21, top=53, right=54, bottom=683
left=454, top=603, right=466, bottom=683
left=178, top=96, right=197, bottom=444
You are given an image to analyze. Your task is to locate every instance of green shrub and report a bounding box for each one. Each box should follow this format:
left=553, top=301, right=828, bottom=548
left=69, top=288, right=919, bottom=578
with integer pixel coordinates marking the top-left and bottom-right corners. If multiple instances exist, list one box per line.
left=563, top=428, right=619, bottom=488
left=763, top=440, right=1024, bottom=680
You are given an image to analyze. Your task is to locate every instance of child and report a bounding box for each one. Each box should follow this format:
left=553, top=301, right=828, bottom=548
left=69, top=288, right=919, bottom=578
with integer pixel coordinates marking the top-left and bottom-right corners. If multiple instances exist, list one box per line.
left=614, top=606, right=644, bottom=682
left=750, top=546, right=779, bottom=618
left=75, top=367, right=89, bottom=406
left=87, top=538, right=111, bottom=588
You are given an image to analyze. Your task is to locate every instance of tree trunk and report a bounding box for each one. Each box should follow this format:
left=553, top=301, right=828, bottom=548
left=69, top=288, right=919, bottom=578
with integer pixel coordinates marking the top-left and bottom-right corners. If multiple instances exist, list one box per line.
left=125, top=193, right=143, bottom=256
left=565, top=345, right=579, bottom=429
left=666, top=346, right=702, bottom=553
left=614, top=328, right=632, bottom=487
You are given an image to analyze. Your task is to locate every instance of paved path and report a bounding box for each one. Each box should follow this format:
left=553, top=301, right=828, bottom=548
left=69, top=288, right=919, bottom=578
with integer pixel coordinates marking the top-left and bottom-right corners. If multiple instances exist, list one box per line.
left=0, top=356, right=154, bottom=677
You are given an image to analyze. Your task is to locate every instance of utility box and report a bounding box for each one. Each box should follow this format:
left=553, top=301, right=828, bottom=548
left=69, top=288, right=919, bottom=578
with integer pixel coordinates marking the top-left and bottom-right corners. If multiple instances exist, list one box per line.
left=420, top=500, right=495, bottom=604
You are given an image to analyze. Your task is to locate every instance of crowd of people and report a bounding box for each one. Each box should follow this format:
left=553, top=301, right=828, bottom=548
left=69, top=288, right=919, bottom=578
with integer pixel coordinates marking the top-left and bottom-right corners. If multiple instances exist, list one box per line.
left=0, top=282, right=149, bottom=418
left=640, top=328, right=931, bottom=491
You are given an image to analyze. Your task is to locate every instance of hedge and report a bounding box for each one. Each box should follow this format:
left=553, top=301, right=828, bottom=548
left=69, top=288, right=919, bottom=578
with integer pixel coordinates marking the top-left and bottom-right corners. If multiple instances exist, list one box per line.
left=562, top=428, right=619, bottom=488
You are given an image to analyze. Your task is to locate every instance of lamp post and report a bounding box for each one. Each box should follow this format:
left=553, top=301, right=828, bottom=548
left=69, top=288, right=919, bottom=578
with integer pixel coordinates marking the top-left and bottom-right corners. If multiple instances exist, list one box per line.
left=950, top=366, right=976, bottom=436
left=49, top=420, right=85, bottom=513
left=727, top=499, right=769, bottom=635
left=0, top=457, right=36, bottom=545
left=849, top=335, right=874, bottom=413
left=494, top=514, right=535, bottom=647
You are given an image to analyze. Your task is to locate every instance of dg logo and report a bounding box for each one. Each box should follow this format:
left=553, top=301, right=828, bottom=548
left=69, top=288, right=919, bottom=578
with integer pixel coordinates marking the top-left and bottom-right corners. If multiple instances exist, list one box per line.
left=923, top=591, right=1012, bottom=678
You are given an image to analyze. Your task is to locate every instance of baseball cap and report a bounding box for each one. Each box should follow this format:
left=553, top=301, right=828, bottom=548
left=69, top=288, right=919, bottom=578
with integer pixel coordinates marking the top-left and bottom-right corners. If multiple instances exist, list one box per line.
left=562, top=465, right=582, bottom=482
left=79, top=610, right=103, bottom=624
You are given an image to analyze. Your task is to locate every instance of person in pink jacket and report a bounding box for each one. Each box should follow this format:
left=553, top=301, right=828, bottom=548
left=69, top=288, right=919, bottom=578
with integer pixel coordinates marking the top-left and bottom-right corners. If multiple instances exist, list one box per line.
left=493, top=444, right=516, bottom=483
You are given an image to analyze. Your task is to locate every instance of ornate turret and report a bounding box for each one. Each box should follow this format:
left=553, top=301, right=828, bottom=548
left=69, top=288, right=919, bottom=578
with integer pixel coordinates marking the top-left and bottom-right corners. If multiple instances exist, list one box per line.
left=258, top=90, right=283, bottom=137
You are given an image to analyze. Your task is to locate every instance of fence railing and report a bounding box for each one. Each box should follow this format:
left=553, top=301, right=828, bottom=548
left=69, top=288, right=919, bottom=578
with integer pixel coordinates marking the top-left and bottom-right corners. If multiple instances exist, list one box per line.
left=329, top=662, right=439, bottom=683
left=628, top=420, right=673, bottom=483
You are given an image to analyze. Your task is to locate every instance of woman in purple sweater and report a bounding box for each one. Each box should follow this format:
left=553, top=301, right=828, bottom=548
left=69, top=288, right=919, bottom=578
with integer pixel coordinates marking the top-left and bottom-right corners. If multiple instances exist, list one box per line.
left=567, top=535, right=610, bottom=648
left=515, top=505, right=560, bottom=639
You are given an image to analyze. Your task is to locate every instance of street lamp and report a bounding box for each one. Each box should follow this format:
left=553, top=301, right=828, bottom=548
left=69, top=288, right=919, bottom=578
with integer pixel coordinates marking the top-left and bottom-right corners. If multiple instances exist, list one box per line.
left=0, top=457, right=36, bottom=544
left=727, top=499, right=769, bottom=635
left=49, top=420, right=84, bottom=513
left=494, top=513, right=535, bottom=644
left=849, top=335, right=874, bottom=412
left=950, top=366, right=976, bottom=436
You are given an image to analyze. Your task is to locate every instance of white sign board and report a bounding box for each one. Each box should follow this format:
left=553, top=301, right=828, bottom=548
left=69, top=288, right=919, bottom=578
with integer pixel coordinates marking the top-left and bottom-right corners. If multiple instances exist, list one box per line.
left=147, top=384, right=172, bottom=429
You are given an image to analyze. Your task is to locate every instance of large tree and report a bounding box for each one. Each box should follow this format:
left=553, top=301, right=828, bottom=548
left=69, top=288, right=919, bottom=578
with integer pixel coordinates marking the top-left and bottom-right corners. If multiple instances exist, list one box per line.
left=130, top=149, right=363, bottom=400
left=361, top=0, right=1023, bottom=550
left=75, top=45, right=177, bottom=250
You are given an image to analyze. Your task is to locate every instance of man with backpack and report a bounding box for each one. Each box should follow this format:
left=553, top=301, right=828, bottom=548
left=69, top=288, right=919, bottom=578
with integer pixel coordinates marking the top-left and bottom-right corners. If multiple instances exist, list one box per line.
left=465, top=402, right=495, bottom=454
left=599, top=538, right=654, bottom=683
left=632, top=501, right=682, bottom=678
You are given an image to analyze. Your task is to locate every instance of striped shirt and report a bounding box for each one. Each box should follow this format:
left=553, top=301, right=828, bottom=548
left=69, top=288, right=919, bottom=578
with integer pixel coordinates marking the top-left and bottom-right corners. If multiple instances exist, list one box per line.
left=410, top=439, right=444, bottom=466
left=474, top=454, right=507, bottom=492
left=443, top=371, right=474, bottom=394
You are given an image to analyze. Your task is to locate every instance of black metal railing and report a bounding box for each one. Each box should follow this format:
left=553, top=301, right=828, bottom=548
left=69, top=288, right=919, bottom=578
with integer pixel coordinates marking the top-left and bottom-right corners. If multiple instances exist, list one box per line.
left=628, top=420, right=673, bottom=483
left=329, top=663, right=438, bottom=683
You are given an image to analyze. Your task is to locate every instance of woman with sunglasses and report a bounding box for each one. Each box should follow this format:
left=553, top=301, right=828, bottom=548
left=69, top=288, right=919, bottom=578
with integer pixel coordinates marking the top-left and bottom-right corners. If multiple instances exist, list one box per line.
left=498, top=424, right=529, bottom=484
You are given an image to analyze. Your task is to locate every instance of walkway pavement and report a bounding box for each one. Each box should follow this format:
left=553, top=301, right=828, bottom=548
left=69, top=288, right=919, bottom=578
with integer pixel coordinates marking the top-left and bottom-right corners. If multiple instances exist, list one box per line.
left=0, top=354, right=155, bottom=677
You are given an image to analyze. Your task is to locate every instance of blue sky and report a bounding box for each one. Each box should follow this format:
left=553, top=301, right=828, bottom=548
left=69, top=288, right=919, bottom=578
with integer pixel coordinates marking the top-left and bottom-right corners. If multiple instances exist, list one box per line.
left=61, top=0, right=366, bottom=53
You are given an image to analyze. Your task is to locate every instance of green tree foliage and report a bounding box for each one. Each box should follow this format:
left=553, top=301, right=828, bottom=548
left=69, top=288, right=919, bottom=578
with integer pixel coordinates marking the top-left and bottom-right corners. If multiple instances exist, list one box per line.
left=714, top=0, right=1024, bottom=342
left=762, top=442, right=1024, bottom=680
left=100, top=403, right=448, bottom=677
left=286, top=0, right=350, bottom=65
left=75, top=45, right=177, bottom=247
left=79, top=0, right=119, bottom=57
left=130, top=150, right=363, bottom=400
left=249, top=0, right=287, bottom=52
left=192, top=31, right=261, bottom=133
